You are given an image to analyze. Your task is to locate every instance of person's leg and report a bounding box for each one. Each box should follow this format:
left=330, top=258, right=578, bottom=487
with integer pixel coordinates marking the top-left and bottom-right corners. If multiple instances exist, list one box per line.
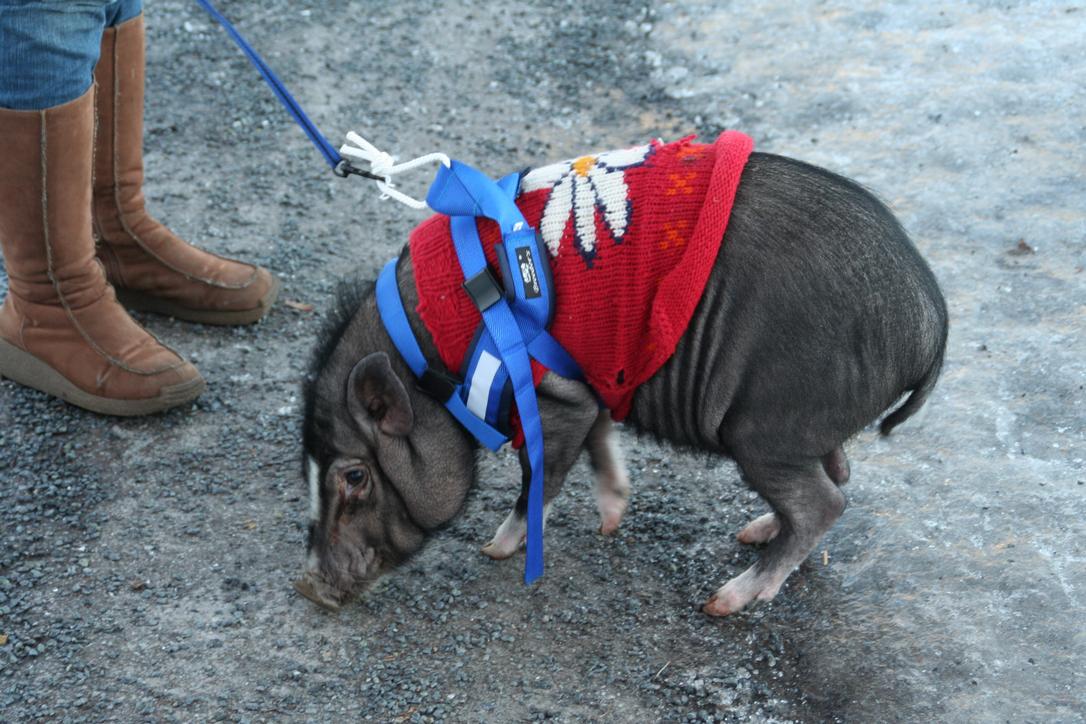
left=92, top=10, right=280, bottom=325
left=0, top=1, right=205, bottom=414
left=0, top=1, right=115, bottom=110
left=105, top=0, right=142, bottom=28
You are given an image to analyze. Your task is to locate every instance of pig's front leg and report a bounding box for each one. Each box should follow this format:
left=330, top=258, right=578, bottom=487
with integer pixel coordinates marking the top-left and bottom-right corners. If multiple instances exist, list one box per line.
left=481, top=496, right=554, bottom=560
left=481, top=373, right=600, bottom=560
left=586, top=411, right=630, bottom=535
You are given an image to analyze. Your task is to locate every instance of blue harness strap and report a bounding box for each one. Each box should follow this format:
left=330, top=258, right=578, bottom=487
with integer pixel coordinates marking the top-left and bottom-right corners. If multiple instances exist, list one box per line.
left=445, top=219, right=550, bottom=583
left=427, top=162, right=527, bottom=235
left=376, top=260, right=508, bottom=452
left=378, top=161, right=584, bottom=584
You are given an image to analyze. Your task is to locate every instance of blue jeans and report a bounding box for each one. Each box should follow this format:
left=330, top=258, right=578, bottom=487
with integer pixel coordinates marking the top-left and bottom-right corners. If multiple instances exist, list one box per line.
left=0, top=0, right=143, bottom=110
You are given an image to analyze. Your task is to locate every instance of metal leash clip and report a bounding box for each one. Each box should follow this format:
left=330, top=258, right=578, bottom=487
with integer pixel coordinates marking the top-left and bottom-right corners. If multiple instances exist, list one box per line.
left=332, top=159, right=387, bottom=182
left=338, top=132, right=451, bottom=210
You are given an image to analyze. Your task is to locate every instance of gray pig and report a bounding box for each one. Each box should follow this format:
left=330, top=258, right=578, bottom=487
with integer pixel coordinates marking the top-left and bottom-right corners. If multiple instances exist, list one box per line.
left=295, top=150, right=947, bottom=616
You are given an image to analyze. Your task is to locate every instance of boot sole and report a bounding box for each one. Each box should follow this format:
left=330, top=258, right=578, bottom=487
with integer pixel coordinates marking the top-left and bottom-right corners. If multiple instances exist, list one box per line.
left=114, top=276, right=281, bottom=326
left=0, top=337, right=205, bottom=416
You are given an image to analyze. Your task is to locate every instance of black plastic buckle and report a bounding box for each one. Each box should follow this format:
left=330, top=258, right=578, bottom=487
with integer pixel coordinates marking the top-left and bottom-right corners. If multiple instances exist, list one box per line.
left=417, top=366, right=459, bottom=403
left=463, top=268, right=504, bottom=312
left=333, top=159, right=387, bottom=182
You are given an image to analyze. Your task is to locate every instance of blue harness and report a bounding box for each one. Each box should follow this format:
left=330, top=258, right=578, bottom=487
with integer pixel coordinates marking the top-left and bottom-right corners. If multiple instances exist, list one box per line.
left=376, top=162, right=583, bottom=584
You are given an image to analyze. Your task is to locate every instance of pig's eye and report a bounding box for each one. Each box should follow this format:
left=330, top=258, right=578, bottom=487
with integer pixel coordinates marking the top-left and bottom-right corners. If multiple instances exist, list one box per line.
left=341, top=466, right=371, bottom=504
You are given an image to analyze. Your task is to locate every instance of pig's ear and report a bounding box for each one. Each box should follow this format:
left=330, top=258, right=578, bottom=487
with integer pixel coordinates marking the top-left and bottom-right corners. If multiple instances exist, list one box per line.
left=347, top=352, right=414, bottom=436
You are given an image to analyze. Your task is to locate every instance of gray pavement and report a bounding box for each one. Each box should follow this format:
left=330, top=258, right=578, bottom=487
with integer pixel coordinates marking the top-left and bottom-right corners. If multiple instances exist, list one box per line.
left=1, top=1, right=1083, bottom=721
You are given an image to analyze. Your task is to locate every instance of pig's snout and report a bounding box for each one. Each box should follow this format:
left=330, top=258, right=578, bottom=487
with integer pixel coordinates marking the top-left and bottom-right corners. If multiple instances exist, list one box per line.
left=294, top=533, right=382, bottom=612
left=294, top=538, right=350, bottom=611
left=293, top=571, right=343, bottom=612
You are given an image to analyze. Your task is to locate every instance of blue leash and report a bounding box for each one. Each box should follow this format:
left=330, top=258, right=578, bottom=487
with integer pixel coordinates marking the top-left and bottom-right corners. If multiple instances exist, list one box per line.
left=195, top=0, right=380, bottom=180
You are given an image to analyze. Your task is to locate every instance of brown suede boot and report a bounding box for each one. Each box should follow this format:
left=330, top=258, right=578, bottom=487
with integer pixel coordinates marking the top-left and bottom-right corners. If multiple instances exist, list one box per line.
left=93, top=14, right=279, bottom=326
left=0, top=89, right=205, bottom=416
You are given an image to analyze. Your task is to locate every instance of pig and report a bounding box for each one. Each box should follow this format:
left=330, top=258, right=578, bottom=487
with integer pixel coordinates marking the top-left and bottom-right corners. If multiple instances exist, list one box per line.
left=294, top=149, right=947, bottom=616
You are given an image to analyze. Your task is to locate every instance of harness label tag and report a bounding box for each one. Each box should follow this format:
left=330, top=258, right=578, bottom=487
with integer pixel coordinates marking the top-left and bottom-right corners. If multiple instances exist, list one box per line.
left=516, top=247, right=542, bottom=299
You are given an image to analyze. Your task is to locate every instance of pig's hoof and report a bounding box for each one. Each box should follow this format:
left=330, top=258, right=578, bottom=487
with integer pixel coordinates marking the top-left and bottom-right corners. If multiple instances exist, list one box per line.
left=597, top=491, right=627, bottom=536
left=702, top=592, right=739, bottom=617
left=702, top=567, right=783, bottom=617
left=482, top=510, right=528, bottom=559
left=736, top=513, right=780, bottom=545
left=480, top=535, right=524, bottom=560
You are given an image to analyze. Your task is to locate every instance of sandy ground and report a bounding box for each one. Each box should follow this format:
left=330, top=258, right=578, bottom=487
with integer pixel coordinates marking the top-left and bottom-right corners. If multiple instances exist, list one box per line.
left=2, top=1, right=1084, bottom=721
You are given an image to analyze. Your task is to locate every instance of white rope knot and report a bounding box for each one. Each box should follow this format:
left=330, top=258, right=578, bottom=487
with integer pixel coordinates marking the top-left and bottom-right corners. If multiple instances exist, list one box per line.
left=339, top=131, right=451, bottom=210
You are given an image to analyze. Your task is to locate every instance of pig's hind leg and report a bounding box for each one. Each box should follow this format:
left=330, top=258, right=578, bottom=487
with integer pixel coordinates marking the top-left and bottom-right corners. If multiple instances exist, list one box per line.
left=586, top=411, right=631, bottom=535
left=704, top=456, right=846, bottom=616
left=481, top=374, right=600, bottom=560
left=735, top=446, right=849, bottom=546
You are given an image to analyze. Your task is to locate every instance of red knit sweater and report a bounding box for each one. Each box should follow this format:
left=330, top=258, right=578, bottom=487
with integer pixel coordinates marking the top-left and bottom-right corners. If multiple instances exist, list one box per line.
left=410, top=131, right=753, bottom=428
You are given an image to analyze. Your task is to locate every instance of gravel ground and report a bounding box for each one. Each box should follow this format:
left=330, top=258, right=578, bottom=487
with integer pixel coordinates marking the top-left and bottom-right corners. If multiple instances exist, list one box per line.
left=2, top=1, right=1084, bottom=721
